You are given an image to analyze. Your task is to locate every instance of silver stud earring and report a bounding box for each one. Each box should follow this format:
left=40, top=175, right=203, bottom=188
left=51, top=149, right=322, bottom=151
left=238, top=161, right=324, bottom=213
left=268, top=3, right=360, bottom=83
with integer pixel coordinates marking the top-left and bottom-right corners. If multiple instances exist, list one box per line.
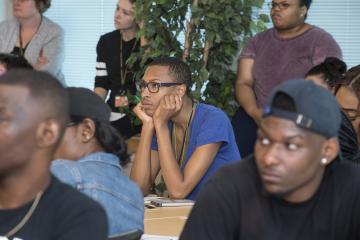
left=321, top=158, right=327, bottom=165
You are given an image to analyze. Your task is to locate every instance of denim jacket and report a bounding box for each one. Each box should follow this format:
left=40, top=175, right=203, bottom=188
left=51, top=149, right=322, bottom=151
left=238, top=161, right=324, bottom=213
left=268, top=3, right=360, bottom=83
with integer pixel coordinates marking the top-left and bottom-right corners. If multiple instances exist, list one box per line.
left=51, top=152, right=144, bottom=236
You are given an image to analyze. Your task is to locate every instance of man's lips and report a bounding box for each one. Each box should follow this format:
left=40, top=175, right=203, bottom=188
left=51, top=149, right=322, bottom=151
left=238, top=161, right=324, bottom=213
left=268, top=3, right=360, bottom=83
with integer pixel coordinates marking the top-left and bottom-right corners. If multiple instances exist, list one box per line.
left=271, top=14, right=281, bottom=21
left=141, top=100, right=153, bottom=108
left=260, top=171, right=282, bottom=183
left=141, top=100, right=152, bottom=104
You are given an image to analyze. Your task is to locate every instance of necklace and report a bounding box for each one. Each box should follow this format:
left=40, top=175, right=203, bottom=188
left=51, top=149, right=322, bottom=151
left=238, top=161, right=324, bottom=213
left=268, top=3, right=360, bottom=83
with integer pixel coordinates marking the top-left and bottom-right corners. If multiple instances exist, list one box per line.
left=2, top=191, right=43, bottom=238
left=18, top=17, right=43, bottom=57
left=172, top=102, right=197, bottom=167
left=120, top=35, right=137, bottom=86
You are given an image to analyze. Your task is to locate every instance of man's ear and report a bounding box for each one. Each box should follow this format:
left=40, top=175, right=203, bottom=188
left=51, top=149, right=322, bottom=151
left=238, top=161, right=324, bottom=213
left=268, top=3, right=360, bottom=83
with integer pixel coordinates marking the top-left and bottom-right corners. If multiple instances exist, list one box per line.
left=320, top=137, right=340, bottom=165
left=176, top=84, right=187, bottom=97
left=36, top=119, right=62, bottom=148
left=78, top=118, right=96, bottom=143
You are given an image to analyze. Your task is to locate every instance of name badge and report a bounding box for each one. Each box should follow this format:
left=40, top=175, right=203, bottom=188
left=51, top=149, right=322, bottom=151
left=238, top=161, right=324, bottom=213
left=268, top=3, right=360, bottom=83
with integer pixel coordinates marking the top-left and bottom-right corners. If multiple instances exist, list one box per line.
left=115, top=95, right=129, bottom=107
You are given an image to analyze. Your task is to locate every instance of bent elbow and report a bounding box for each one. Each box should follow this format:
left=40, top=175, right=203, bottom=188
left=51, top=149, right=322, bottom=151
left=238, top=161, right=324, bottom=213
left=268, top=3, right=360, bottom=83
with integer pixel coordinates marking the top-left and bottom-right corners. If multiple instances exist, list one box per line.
left=130, top=176, right=150, bottom=196
left=169, top=189, right=188, bottom=199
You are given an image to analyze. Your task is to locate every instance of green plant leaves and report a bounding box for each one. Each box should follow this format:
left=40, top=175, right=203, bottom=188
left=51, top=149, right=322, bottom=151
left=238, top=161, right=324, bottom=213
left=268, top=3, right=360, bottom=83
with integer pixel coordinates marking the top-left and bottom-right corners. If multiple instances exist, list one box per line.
left=132, top=0, right=268, bottom=117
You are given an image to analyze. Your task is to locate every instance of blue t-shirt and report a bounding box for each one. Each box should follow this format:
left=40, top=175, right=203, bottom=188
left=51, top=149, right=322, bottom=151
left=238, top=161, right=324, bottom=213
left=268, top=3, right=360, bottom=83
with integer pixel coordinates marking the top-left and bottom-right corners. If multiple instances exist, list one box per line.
left=152, top=103, right=241, bottom=200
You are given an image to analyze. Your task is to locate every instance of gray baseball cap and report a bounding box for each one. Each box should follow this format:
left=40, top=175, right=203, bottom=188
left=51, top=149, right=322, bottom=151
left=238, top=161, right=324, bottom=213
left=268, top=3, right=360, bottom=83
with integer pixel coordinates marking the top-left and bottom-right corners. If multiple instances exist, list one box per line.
left=263, top=79, right=341, bottom=138
left=67, top=87, right=111, bottom=122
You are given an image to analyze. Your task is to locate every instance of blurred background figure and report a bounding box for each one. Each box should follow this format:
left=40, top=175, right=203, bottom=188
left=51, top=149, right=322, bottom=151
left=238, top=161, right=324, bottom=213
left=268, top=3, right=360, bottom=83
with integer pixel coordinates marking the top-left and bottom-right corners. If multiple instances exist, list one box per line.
left=94, top=0, right=145, bottom=139
left=0, top=0, right=65, bottom=83
left=305, top=57, right=357, bottom=161
left=233, top=0, right=341, bottom=157
left=335, top=65, right=360, bottom=162
left=51, top=87, right=144, bottom=237
left=306, top=59, right=360, bottom=162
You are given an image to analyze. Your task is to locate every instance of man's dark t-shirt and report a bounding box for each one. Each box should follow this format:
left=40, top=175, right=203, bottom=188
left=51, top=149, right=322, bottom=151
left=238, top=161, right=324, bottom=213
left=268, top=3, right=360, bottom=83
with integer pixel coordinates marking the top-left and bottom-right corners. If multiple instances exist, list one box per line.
left=0, top=176, right=108, bottom=240
left=181, top=156, right=360, bottom=240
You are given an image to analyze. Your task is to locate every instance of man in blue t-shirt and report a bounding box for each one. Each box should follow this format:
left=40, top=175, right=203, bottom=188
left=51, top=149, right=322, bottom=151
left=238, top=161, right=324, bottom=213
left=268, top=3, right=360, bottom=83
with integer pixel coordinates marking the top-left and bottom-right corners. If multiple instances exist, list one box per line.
left=130, top=57, right=241, bottom=200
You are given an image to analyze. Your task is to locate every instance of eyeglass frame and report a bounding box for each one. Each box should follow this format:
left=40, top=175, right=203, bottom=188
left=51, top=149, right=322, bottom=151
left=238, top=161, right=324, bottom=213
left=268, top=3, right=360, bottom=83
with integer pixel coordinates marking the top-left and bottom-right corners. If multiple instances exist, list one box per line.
left=12, top=0, right=31, bottom=3
left=268, top=1, right=299, bottom=10
left=136, top=80, right=185, bottom=93
left=342, top=108, right=360, bottom=121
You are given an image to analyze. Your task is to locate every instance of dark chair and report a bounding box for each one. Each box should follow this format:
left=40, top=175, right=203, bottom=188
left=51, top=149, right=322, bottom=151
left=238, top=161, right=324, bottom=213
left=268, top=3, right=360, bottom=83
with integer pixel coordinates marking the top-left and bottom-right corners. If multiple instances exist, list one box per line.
left=108, top=229, right=143, bottom=240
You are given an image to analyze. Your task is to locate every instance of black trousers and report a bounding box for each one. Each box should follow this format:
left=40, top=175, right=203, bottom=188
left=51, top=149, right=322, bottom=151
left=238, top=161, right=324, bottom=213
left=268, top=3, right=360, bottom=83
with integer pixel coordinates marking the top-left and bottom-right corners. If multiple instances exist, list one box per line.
left=231, top=107, right=258, bottom=158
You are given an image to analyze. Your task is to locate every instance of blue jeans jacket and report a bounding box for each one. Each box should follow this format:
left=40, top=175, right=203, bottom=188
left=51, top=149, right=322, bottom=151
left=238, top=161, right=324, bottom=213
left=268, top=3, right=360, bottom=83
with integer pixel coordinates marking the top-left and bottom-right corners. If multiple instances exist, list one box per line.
left=51, top=152, right=144, bottom=236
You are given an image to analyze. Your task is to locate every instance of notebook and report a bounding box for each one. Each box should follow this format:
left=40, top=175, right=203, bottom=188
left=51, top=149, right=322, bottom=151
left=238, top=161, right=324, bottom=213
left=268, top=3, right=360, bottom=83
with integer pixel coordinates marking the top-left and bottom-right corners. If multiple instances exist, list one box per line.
left=150, top=198, right=194, bottom=207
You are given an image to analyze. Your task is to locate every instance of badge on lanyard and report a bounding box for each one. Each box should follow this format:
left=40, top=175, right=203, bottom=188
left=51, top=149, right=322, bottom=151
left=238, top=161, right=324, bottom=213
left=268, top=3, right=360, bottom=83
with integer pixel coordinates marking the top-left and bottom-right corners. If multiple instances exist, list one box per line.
left=0, top=68, right=6, bottom=77
left=115, top=95, right=129, bottom=107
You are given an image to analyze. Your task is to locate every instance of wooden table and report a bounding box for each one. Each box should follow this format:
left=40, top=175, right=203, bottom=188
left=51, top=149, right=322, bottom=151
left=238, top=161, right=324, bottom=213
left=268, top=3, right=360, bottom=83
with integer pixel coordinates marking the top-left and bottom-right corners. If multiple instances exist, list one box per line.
left=144, top=206, right=192, bottom=237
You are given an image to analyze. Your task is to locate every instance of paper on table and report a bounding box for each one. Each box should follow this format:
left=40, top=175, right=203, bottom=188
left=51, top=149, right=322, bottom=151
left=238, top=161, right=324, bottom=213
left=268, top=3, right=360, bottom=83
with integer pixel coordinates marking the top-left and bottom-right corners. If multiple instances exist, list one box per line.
left=144, top=195, right=163, bottom=204
left=141, top=234, right=178, bottom=240
left=110, top=112, right=126, bottom=121
left=150, top=198, right=194, bottom=207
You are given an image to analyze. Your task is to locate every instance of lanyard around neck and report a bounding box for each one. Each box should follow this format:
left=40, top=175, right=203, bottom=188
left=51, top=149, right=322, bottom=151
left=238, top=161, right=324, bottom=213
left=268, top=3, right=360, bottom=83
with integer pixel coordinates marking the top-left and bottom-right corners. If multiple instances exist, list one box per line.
left=18, top=17, right=42, bottom=57
left=172, top=102, right=197, bottom=167
left=120, top=36, right=137, bottom=86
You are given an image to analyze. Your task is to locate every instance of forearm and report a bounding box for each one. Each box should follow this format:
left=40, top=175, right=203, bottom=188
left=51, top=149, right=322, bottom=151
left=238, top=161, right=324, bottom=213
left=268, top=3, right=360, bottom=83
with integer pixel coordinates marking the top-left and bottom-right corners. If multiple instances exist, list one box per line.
left=155, top=124, right=189, bottom=199
left=94, top=87, right=108, bottom=101
left=39, top=31, right=65, bottom=74
left=235, top=83, right=259, bottom=117
left=140, top=35, right=149, bottom=48
left=130, top=124, right=155, bottom=195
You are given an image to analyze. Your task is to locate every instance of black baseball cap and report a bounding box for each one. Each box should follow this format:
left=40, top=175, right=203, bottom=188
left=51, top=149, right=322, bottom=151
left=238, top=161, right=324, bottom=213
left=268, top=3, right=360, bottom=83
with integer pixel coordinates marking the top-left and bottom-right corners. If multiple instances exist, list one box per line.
left=67, top=87, right=111, bottom=122
left=263, top=79, right=341, bottom=138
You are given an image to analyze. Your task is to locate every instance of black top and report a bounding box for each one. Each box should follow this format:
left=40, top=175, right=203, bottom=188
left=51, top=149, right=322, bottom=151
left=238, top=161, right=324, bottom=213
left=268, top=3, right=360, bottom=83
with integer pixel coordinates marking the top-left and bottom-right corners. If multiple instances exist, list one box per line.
left=339, top=111, right=359, bottom=162
left=180, top=156, right=360, bottom=240
left=11, top=46, right=28, bottom=57
left=94, top=30, right=140, bottom=112
left=0, top=176, right=108, bottom=240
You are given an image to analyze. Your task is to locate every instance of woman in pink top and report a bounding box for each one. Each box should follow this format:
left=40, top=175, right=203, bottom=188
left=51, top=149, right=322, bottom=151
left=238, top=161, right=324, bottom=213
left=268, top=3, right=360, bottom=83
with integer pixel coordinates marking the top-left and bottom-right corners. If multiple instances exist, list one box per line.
left=232, top=0, right=342, bottom=157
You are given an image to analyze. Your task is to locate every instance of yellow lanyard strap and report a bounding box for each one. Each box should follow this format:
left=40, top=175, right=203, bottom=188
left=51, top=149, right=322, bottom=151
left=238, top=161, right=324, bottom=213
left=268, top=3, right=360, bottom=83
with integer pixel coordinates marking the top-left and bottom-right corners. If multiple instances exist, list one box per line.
left=172, top=102, right=197, bottom=167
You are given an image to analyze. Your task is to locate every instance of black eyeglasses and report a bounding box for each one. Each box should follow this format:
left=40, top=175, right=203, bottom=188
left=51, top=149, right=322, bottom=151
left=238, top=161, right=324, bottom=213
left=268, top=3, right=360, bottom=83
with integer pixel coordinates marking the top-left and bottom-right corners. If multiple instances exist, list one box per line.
left=342, top=108, right=360, bottom=121
left=268, top=2, right=294, bottom=10
left=136, top=81, right=184, bottom=93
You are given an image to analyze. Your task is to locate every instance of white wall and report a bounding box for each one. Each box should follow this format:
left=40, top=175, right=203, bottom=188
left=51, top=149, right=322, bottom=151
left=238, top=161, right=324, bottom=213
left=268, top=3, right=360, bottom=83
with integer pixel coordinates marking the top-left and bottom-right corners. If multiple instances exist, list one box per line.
left=0, top=1, right=11, bottom=22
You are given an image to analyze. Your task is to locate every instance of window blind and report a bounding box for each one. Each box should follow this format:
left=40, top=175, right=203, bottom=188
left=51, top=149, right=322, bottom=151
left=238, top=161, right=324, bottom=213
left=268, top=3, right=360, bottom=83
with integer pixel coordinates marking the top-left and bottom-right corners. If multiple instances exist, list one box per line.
left=45, top=0, right=117, bottom=88
left=307, top=0, right=360, bottom=68
left=45, top=0, right=359, bottom=87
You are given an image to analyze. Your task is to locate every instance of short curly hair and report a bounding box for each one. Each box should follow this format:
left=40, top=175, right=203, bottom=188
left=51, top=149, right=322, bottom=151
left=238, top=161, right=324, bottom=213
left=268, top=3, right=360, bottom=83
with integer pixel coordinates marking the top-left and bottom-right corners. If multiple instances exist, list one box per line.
left=148, top=57, right=192, bottom=93
left=35, top=0, right=51, bottom=14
